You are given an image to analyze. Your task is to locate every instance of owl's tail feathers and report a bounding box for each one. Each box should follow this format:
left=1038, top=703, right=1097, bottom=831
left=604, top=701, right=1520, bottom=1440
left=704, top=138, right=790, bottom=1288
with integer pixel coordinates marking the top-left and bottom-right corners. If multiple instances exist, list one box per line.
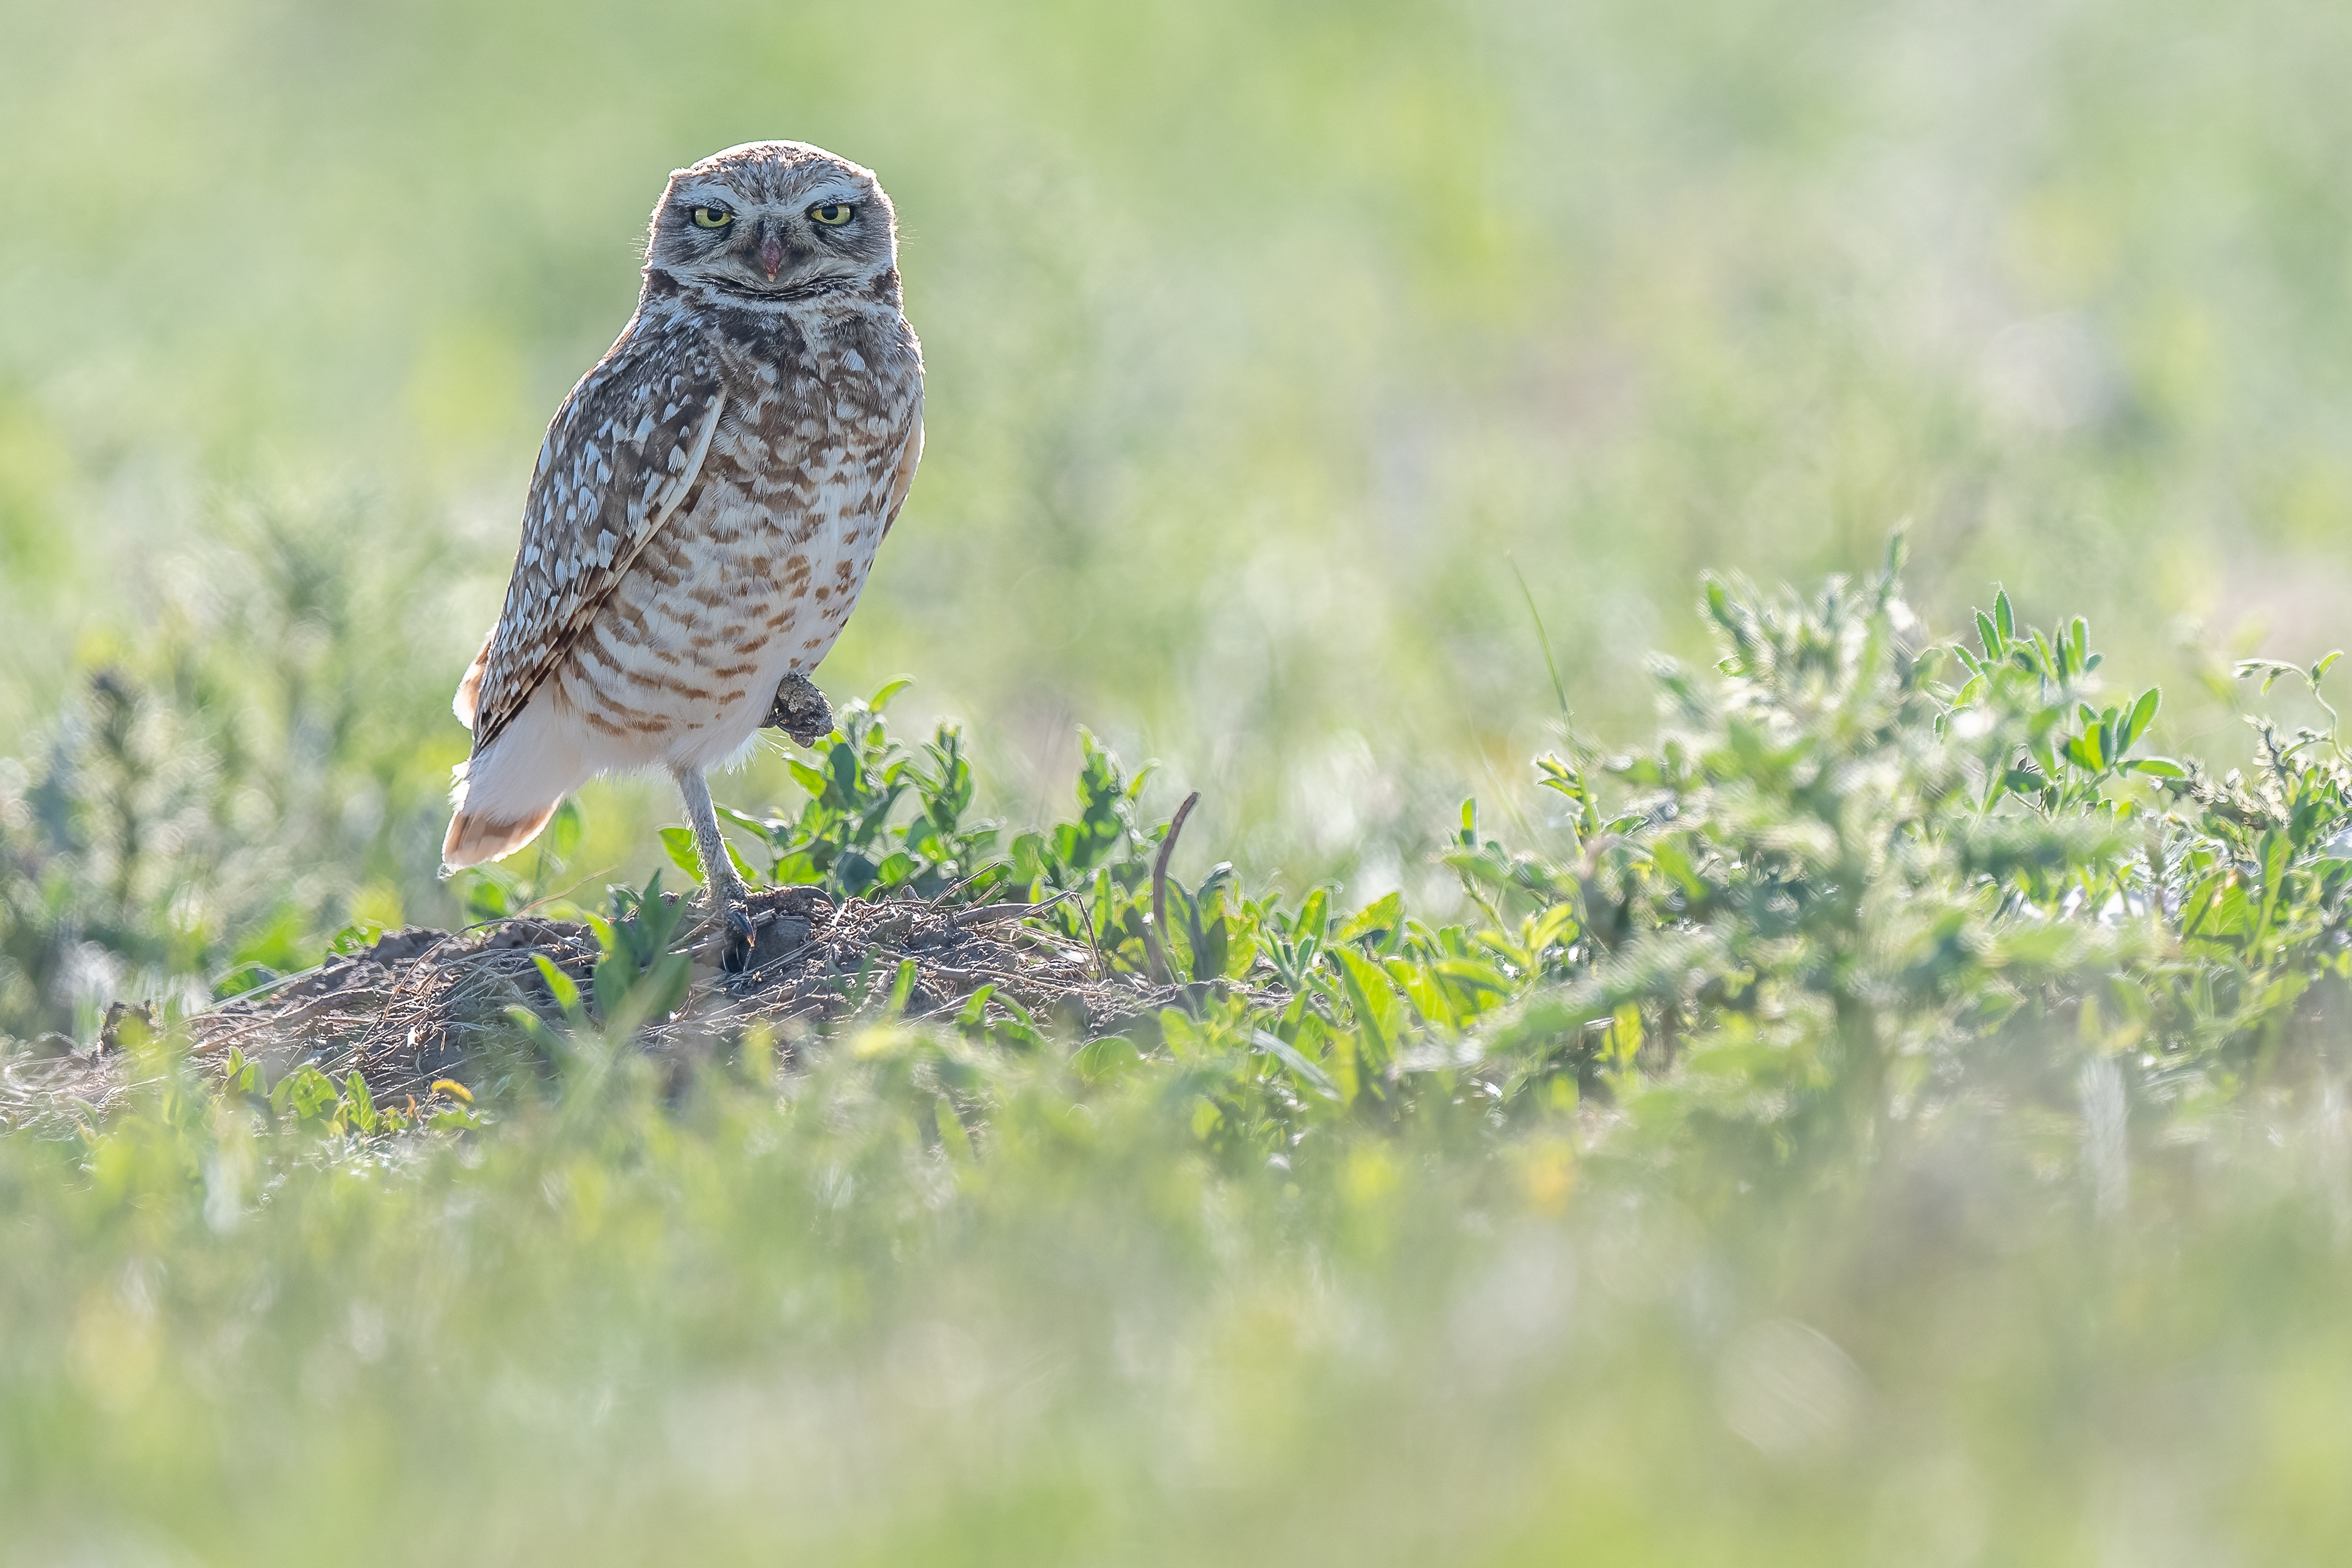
left=442, top=797, right=559, bottom=872
left=441, top=754, right=557, bottom=872
left=442, top=696, right=588, bottom=874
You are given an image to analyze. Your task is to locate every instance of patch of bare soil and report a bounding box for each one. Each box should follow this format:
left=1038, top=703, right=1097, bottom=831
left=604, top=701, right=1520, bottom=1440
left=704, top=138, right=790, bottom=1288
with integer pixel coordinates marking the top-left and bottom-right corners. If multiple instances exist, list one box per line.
left=2, top=888, right=1188, bottom=1134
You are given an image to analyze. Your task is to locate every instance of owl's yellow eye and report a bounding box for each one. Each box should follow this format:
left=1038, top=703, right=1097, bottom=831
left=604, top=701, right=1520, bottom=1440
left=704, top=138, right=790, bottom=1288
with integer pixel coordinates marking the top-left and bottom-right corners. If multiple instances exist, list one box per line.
left=807, top=203, right=855, bottom=227
left=689, top=206, right=734, bottom=229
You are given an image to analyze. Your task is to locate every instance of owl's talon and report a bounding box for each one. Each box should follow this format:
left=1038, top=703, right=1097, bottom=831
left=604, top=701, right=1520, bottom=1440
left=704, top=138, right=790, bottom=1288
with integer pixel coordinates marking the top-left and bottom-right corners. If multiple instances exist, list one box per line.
left=719, top=904, right=757, bottom=973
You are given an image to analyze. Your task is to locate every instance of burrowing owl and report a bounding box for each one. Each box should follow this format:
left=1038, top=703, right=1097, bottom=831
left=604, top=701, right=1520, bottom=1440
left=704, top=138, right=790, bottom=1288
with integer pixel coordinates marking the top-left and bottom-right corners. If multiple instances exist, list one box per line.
left=442, top=141, right=923, bottom=948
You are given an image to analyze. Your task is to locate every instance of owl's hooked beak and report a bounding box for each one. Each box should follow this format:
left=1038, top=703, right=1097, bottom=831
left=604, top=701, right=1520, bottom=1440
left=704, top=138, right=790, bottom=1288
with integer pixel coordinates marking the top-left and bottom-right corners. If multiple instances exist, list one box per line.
left=759, top=232, right=785, bottom=282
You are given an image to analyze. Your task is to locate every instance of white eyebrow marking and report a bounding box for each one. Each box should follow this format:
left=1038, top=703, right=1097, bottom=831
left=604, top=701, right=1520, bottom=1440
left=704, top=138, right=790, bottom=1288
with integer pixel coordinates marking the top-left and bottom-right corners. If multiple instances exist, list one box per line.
left=672, top=180, right=742, bottom=208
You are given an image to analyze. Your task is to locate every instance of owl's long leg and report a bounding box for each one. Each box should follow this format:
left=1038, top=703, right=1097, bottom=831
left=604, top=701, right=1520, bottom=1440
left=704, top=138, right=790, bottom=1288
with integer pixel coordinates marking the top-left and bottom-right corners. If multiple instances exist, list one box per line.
left=671, top=765, right=754, bottom=959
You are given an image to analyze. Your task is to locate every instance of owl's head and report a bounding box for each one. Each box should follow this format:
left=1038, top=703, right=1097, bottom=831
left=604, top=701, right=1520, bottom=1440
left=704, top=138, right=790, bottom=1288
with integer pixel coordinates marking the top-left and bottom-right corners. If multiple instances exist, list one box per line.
left=644, top=142, right=898, bottom=302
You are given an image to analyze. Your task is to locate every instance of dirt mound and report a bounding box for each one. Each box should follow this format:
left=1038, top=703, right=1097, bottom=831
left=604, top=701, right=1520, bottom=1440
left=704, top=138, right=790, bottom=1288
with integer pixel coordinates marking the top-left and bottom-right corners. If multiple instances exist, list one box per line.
left=0, top=888, right=1224, bottom=1136
left=188, top=915, right=600, bottom=1102
left=167, top=886, right=1175, bottom=1105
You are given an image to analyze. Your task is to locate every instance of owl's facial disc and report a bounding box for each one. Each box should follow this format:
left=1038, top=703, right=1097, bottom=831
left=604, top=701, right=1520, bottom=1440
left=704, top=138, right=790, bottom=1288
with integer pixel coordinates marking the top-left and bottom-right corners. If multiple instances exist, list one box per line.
left=649, top=147, right=896, bottom=304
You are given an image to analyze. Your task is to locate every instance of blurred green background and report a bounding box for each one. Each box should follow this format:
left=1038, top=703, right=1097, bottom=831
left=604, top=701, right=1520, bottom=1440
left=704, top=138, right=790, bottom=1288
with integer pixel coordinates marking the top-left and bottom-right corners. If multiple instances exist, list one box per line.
left=5, top=0, right=2352, bottom=1021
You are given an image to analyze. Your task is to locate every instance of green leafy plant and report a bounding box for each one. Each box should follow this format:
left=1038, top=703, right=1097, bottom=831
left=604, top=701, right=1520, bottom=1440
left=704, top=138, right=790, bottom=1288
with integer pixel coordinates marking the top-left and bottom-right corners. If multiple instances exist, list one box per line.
left=947, top=550, right=2352, bottom=1165
left=661, top=683, right=1010, bottom=902
left=505, top=871, right=693, bottom=1068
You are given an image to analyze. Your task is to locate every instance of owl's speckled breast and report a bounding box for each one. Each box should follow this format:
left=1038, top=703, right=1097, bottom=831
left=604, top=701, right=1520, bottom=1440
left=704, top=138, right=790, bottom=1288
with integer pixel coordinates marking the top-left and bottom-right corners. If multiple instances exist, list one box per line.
left=549, top=303, right=923, bottom=773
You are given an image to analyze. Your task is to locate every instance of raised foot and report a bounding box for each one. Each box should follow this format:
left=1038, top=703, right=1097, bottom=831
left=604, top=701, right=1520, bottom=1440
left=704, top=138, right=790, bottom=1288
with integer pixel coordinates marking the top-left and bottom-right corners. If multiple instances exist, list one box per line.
left=764, top=672, right=835, bottom=747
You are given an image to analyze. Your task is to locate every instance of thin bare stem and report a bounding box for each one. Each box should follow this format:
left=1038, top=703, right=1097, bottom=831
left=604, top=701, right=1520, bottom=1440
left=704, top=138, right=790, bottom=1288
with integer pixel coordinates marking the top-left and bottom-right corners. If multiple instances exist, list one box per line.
left=1148, top=791, right=1201, bottom=987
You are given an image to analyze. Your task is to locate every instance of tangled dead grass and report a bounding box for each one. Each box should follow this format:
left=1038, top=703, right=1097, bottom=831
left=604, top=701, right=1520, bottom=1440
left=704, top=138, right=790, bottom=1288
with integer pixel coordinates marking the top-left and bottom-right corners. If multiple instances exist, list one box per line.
left=1, top=886, right=1201, bottom=1136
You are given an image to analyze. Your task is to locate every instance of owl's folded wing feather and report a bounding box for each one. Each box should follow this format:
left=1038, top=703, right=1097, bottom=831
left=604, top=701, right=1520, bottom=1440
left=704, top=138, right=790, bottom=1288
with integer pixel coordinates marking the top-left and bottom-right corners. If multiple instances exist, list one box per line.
left=467, top=337, right=726, bottom=754
left=881, top=396, right=923, bottom=539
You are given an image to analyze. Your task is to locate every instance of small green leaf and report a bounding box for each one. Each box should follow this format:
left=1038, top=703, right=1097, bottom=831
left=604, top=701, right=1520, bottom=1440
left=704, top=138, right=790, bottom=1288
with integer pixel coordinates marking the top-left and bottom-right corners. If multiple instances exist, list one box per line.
left=956, top=984, right=998, bottom=1028
left=1295, top=887, right=1332, bottom=941
left=659, top=827, right=707, bottom=885
left=1251, top=1029, right=1339, bottom=1099
left=1339, top=890, right=1405, bottom=950
left=581, top=911, right=616, bottom=959
left=787, top=760, right=829, bottom=797
left=326, top=921, right=383, bottom=956
left=2123, top=687, right=2160, bottom=749
left=1523, top=902, right=1581, bottom=957
left=714, top=803, right=774, bottom=840
left=1073, top=1036, right=1138, bottom=1083
left=281, top=1066, right=339, bottom=1124
left=1648, top=837, right=1707, bottom=898
left=547, top=797, right=585, bottom=861
left=463, top=875, right=510, bottom=922
left=505, top=1004, right=557, bottom=1050
left=1333, top=947, right=1404, bottom=1059
left=344, top=1071, right=378, bottom=1134
left=532, top=953, right=583, bottom=1017
left=632, top=951, right=693, bottom=1029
